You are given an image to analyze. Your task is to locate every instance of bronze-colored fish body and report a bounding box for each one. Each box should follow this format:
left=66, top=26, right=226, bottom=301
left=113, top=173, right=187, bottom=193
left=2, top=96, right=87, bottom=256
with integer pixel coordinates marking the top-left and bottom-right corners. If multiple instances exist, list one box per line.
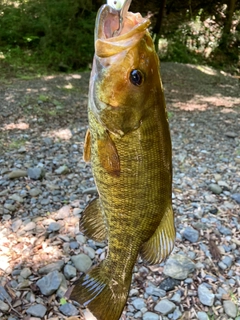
left=70, top=2, right=175, bottom=320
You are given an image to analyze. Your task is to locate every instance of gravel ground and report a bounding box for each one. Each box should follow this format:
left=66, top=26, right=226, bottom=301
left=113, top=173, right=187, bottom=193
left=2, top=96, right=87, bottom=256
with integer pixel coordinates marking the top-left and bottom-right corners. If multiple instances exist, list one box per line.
left=0, top=62, right=240, bottom=320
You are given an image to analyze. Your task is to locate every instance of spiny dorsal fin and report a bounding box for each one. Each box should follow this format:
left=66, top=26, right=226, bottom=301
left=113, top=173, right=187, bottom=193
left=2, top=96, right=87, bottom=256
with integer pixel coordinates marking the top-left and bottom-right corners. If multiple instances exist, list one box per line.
left=80, top=198, right=108, bottom=242
left=140, top=205, right=175, bottom=264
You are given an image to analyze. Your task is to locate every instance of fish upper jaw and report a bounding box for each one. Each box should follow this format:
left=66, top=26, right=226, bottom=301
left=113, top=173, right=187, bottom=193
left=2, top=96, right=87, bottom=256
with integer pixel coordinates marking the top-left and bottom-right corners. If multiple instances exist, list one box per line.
left=95, top=4, right=150, bottom=58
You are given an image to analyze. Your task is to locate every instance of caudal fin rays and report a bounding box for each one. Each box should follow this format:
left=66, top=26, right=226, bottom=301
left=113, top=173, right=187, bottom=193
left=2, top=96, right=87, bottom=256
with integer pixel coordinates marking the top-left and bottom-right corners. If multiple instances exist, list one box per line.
left=70, top=263, right=131, bottom=320
left=140, top=205, right=175, bottom=264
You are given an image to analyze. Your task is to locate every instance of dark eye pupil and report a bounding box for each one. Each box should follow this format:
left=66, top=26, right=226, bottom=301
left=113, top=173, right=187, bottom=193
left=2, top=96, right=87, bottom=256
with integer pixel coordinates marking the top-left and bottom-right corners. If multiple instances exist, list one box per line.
left=130, top=70, right=143, bottom=86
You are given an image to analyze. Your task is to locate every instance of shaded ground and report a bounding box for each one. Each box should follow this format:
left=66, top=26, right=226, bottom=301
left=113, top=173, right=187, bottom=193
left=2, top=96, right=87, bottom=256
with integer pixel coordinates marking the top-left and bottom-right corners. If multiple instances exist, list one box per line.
left=0, top=62, right=240, bottom=319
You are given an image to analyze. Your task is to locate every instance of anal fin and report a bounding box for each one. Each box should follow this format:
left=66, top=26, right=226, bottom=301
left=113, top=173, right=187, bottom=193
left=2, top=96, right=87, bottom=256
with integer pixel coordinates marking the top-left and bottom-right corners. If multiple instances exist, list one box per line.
left=80, top=198, right=107, bottom=242
left=140, top=205, right=175, bottom=264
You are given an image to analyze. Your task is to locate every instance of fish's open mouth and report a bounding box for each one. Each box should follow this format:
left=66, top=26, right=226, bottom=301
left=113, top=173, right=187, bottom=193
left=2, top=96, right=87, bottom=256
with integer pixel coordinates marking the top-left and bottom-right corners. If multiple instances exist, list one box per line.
left=94, top=3, right=150, bottom=57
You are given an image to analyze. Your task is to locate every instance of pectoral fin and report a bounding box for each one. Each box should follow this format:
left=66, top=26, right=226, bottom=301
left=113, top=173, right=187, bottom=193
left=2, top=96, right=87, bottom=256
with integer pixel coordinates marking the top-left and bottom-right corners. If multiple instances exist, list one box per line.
left=140, top=205, right=175, bottom=264
left=80, top=198, right=107, bottom=242
left=83, top=129, right=91, bottom=162
left=97, top=131, right=120, bottom=177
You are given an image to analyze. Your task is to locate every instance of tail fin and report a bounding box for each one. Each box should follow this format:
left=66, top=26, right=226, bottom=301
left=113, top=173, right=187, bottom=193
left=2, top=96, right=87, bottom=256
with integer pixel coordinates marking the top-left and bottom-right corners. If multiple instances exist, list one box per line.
left=70, top=263, right=131, bottom=320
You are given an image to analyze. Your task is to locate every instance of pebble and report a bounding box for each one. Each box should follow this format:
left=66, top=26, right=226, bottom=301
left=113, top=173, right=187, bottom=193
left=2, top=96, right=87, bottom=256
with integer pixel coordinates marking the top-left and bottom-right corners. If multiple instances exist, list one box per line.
left=48, top=222, right=61, bottom=232
left=59, top=302, right=79, bottom=316
left=132, top=298, right=146, bottom=310
left=209, top=183, right=222, bottom=194
left=71, top=253, right=92, bottom=272
left=26, top=304, right=47, bottom=317
left=159, top=278, right=180, bottom=292
left=27, top=167, right=45, bottom=180
left=0, top=300, right=10, bottom=312
left=64, top=265, right=77, bottom=279
left=223, top=300, right=237, bottom=318
left=198, top=284, right=215, bottom=306
left=163, top=254, right=196, bottom=280
left=143, top=312, right=159, bottom=320
left=55, top=165, right=69, bottom=174
left=20, top=267, right=32, bottom=278
left=197, top=311, right=209, bottom=320
left=182, top=226, right=199, bottom=242
left=29, top=188, right=42, bottom=196
left=8, top=170, right=27, bottom=179
left=231, top=193, right=240, bottom=204
left=38, top=261, right=64, bottom=274
left=154, top=299, right=176, bottom=315
left=36, top=270, right=62, bottom=295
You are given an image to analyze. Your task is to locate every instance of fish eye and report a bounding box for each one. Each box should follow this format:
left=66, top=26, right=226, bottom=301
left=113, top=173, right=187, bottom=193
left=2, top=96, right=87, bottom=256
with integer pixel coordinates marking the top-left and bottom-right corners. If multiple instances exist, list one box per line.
left=129, top=69, right=144, bottom=86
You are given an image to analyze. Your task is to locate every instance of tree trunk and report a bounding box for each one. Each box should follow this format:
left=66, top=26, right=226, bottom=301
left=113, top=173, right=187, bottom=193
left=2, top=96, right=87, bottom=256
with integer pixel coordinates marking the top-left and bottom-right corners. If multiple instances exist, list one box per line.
left=152, top=0, right=166, bottom=52
left=220, top=0, right=236, bottom=49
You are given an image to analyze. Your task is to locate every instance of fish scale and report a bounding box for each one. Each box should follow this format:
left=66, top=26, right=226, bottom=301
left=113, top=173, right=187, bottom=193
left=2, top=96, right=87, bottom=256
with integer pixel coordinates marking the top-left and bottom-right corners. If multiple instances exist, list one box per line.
left=70, top=1, right=175, bottom=319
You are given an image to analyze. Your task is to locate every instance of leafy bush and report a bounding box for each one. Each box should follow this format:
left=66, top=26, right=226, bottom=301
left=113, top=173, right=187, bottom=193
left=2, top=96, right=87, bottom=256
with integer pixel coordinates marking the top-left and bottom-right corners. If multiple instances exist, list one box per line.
left=0, top=0, right=96, bottom=70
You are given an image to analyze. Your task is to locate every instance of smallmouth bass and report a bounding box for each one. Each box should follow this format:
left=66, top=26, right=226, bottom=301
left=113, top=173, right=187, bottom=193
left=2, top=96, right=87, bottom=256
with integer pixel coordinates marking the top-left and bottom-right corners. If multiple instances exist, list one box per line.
left=70, top=1, right=175, bottom=319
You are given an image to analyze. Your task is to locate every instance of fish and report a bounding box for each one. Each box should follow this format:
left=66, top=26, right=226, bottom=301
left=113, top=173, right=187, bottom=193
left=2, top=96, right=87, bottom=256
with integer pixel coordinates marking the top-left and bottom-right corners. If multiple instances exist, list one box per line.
left=70, top=0, right=175, bottom=319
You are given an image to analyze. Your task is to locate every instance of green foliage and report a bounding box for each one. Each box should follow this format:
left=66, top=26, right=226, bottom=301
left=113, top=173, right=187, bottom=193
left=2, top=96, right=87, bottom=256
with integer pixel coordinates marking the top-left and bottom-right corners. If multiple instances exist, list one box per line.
left=0, top=0, right=96, bottom=71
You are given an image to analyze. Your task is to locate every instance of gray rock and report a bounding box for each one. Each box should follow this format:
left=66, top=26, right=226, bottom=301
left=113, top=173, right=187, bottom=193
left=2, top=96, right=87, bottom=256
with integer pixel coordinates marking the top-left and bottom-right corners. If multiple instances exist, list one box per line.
left=56, top=273, right=68, bottom=298
left=38, top=260, right=64, bottom=274
left=232, top=193, right=240, bottom=204
left=209, top=183, right=222, bottom=194
left=146, top=286, right=166, bottom=297
left=76, top=234, right=86, bottom=244
left=198, top=284, right=215, bottom=306
left=143, top=312, right=159, bottom=320
left=0, top=300, right=9, bottom=312
left=55, top=165, right=69, bottom=175
left=64, top=265, right=77, bottom=279
left=27, top=167, right=45, bottom=180
left=0, top=285, right=12, bottom=302
left=223, top=300, right=237, bottom=318
left=154, top=299, right=176, bottom=315
left=48, top=222, right=61, bottom=232
left=59, top=303, right=79, bottom=316
left=132, top=298, right=146, bottom=310
left=159, top=278, right=180, bottom=292
left=222, top=256, right=233, bottom=267
left=29, top=188, right=42, bottom=197
left=9, top=194, right=24, bottom=203
left=55, top=205, right=71, bottom=219
left=71, top=254, right=92, bottom=272
left=4, top=203, right=16, bottom=212
left=197, top=311, right=209, bottom=320
left=83, top=246, right=95, bottom=259
left=69, top=241, right=80, bottom=250
left=26, top=304, right=47, bottom=317
left=170, top=292, right=181, bottom=304
left=163, top=254, right=196, bottom=280
left=11, top=219, right=22, bottom=232
left=8, top=170, right=27, bottom=179
left=23, top=221, right=36, bottom=231
left=172, top=307, right=182, bottom=320
left=36, top=270, right=62, bottom=296
left=218, top=225, right=232, bottom=236
left=183, top=227, right=199, bottom=243
left=20, top=267, right=31, bottom=278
